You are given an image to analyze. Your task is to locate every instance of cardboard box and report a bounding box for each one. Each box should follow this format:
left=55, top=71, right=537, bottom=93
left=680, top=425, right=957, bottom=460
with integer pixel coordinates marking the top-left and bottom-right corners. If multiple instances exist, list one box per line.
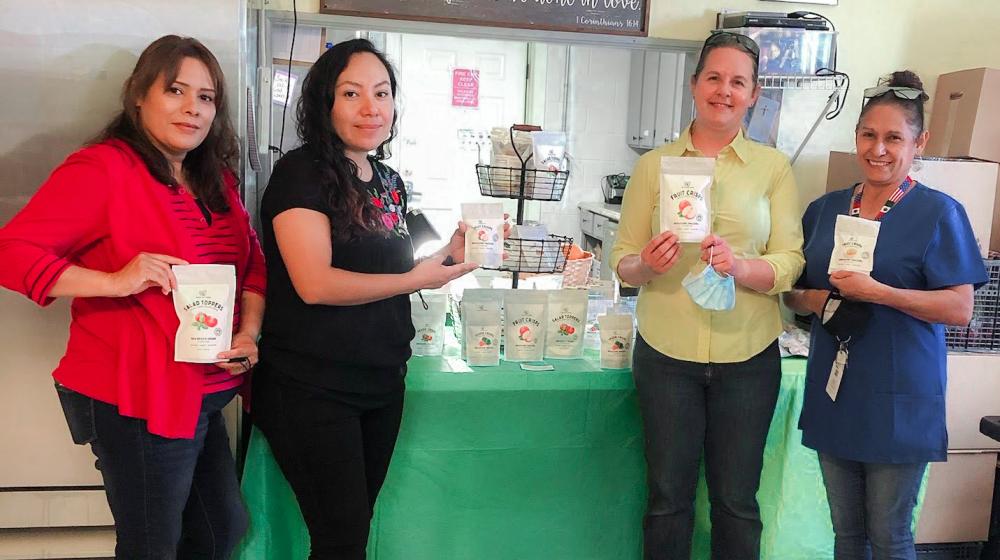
left=925, top=68, right=1000, bottom=163
left=825, top=151, right=999, bottom=257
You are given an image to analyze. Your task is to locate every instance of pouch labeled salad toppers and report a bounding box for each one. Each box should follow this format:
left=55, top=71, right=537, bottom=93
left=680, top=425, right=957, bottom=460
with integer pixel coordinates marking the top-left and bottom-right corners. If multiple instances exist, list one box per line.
left=659, top=156, right=715, bottom=243
left=545, top=289, right=588, bottom=359
left=171, top=264, right=236, bottom=364
left=504, top=290, right=548, bottom=362
left=462, top=202, right=504, bottom=268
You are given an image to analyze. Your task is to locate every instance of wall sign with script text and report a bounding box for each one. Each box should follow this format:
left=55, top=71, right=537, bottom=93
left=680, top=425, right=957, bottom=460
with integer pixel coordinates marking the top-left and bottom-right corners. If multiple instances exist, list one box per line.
left=321, top=0, right=650, bottom=37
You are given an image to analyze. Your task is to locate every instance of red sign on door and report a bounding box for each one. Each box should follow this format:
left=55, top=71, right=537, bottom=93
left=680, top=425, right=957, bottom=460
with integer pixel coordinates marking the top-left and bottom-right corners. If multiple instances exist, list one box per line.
left=452, top=68, right=479, bottom=108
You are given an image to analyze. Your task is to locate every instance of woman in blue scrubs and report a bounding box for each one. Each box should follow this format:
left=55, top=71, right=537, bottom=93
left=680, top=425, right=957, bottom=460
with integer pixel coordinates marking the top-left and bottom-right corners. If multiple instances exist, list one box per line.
left=785, top=70, right=987, bottom=559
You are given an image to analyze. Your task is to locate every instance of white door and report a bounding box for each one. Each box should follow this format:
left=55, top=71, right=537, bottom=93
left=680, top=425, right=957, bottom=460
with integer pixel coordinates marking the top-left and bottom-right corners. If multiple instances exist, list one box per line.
left=385, top=34, right=528, bottom=254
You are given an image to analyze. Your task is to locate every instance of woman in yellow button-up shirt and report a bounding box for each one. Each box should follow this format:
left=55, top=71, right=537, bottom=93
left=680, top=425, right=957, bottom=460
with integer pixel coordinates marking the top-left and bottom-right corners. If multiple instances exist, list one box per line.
left=611, top=31, right=804, bottom=560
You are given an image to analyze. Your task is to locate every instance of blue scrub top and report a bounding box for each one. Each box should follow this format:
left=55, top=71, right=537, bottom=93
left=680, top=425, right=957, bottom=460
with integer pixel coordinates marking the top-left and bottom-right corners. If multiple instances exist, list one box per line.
left=798, top=182, right=987, bottom=463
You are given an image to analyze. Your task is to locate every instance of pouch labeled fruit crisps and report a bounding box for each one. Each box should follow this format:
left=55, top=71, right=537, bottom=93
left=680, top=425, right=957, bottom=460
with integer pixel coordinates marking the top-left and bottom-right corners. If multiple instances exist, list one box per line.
left=598, top=313, right=634, bottom=370
left=411, top=292, right=448, bottom=356
left=462, top=202, right=504, bottom=268
left=545, top=289, right=588, bottom=359
left=464, top=298, right=502, bottom=367
left=828, top=214, right=880, bottom=275
left=171, top=264, right=236, bottom=363
left=659, top=156, right=715, bottom=243
left=504, top=290, right=548, bottom=362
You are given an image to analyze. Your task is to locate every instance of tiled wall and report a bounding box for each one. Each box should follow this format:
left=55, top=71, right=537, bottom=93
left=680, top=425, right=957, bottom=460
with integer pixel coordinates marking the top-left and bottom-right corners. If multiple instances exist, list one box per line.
left=535, top=46, right=641, bottom=243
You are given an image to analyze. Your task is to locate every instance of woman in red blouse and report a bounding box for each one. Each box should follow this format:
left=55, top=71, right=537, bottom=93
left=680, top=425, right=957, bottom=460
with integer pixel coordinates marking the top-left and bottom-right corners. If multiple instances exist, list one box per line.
left=0, top=35, right=265, bottom=558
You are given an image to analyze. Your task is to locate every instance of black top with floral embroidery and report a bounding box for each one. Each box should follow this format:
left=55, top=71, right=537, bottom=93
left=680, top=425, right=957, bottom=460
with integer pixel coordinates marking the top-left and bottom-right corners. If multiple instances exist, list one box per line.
left=258, top=145, right=414, bottom=393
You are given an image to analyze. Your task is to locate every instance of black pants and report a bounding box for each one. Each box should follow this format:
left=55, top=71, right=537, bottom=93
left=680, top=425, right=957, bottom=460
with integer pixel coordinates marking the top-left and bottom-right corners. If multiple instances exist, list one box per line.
left=251, top=364, right=405, bottom=560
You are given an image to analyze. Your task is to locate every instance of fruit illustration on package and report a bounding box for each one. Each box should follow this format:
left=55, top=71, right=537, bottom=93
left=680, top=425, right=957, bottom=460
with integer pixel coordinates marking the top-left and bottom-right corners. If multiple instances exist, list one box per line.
left=677, top=199, right=696, bottom=220
left=422, top=333, right=434, bottom=342
left=559, top=323, right=576, bottom=336
left=613, top=340, right=626, bottom=350
left=477, top=228, right=489, bottom=241
left=478, top=336, right=493, bottom=347
left=192, top=312, right=218, bottom=330
left=518, top=325, right=534, bottom=343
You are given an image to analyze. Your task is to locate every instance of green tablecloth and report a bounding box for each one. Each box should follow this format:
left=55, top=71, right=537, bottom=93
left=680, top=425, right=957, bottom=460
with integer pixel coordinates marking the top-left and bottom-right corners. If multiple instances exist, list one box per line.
left=237, top=355, right=840, bottom=559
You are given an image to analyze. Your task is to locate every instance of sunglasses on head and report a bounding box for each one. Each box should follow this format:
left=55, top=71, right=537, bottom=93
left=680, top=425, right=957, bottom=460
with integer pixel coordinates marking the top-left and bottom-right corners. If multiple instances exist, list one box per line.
left=702, top=31, right=761, bottom=62
left=862, top=85, right=924, bottom=101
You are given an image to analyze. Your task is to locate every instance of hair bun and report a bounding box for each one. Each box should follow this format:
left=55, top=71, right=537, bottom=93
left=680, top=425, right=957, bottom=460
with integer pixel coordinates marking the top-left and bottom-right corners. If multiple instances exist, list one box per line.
left=889, top=70, right=929, bottom=100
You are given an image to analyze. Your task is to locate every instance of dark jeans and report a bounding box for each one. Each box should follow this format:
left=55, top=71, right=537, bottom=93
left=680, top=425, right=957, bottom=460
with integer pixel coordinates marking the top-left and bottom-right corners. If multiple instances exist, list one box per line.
left=251, top=364, right=405, bottom=560
left=59, top=385, right=247, bottom=559
left=819, top=453, right=927, bottom=560
left=632, top=335, right=781, bottom=560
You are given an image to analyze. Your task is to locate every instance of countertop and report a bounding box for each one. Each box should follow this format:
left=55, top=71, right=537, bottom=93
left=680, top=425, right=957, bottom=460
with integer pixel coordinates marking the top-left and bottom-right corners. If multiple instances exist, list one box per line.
left=578, top=201, right=622, bottom=222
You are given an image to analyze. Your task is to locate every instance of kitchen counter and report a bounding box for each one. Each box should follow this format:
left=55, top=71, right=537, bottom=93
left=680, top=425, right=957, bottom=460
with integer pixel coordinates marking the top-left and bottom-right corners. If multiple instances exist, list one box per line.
left=578, top=201, right=622, bottom=223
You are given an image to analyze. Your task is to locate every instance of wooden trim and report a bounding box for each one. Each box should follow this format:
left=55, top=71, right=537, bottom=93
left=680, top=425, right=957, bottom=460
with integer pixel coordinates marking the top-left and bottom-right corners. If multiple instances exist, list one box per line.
left=272, top=57, right=315, bottom=68
left=320, top=1, right=650, bottom=37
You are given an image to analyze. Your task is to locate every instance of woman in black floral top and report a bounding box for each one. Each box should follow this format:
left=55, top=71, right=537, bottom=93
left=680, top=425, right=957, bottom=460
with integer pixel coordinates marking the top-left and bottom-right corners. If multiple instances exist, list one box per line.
left=253, top=39, right=478, bottom=559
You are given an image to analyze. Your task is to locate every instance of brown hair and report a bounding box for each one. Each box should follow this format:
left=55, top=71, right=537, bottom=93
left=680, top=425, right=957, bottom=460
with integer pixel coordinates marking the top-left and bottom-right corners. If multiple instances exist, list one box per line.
left=693, top=32, right=760, bottom=84
left=94, top=35, right=238, bottom=212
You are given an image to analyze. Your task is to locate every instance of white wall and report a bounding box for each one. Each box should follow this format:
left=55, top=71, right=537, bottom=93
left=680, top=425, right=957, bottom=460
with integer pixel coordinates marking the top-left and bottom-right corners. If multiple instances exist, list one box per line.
left=540, top=45, right=640, bottom=241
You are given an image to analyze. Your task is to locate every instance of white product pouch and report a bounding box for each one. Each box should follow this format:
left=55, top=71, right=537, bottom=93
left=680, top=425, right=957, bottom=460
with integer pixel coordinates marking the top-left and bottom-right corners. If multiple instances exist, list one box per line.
left=544, top=289, right=589, bottom=359
left=172, top=264, right=236, bottom=364
left=459, top=288, right=504, bottom=360
left=598, top=313, right=634, bottom=370
left=828, top=214, right=881, bottom=274
left=464, top=299, right=502, bottom=367
left=462, top=202, right=504, bottom=268
left=410, top=293, right=448, bottom=356
left=530, top=131, right=568, bottom=172
left=504, top=290, right=548, bottom=362
left=659, top=156, right=715, bottom=243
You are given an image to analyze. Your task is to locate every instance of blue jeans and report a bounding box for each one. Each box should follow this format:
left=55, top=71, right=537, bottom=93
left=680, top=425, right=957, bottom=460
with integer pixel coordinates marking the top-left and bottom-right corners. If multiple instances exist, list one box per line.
left=819, top=453, right=927, bottom=560
left=632, top=335, right=781, bottom=560
left=65, top=386, right=248, bottom=559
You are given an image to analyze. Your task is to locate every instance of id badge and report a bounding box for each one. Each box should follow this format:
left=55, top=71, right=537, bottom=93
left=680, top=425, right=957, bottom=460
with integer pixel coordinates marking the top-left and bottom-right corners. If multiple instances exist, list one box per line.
left=826, top=346, right=848, bottom=401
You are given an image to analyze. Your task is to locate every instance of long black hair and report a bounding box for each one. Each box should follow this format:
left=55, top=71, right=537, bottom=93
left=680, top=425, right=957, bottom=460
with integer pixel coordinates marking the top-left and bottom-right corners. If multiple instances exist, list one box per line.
left=94, top=35, right=238, bottom=212
left=296, top=38, right=399, bottom=239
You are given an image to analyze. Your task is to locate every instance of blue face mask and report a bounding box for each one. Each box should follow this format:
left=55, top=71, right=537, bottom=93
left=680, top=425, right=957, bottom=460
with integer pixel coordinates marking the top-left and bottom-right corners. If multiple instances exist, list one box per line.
left=682, top=249, right=735, bottom=311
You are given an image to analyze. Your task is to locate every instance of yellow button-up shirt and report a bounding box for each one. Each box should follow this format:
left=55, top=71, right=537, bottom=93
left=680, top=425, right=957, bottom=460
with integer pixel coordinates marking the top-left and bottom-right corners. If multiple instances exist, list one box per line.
left=610, top=126, right=804, bottom=363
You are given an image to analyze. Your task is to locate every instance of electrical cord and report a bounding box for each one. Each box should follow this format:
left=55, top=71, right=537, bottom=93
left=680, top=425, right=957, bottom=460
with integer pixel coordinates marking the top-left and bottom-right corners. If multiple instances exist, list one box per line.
left=816, top=67, right=850, bottom=120
left=268, top=0, right=297, bottom=158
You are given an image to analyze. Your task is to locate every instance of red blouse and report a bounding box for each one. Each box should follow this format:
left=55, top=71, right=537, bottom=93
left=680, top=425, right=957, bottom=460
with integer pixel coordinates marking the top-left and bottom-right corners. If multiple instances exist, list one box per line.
left=0, top=140, right=265, bottom=439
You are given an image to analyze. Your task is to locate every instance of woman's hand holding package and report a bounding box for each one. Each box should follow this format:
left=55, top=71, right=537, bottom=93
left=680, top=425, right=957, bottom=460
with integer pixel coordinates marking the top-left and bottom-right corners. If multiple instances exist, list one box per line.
left=216, top=332, right=259, bottom=375
left=109, top=252, right=189, bottom=296
left=446, top=213, right=511, bottom=264
left=828, top=270, right=887, bottom=303
left=409, top=253, right=478, bottom=290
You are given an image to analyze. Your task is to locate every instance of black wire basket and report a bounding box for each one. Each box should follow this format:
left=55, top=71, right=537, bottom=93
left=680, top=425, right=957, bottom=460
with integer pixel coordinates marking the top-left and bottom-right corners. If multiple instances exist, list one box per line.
left=479, top=234, right=572, bottom=274
left=945, top=259, right=1000, bottom=353
left=475, top=164, right=569, bottom=202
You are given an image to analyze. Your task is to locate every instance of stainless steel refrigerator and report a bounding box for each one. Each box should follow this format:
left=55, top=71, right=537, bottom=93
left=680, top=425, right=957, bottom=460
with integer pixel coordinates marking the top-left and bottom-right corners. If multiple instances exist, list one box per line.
left=0, top=1, right=248, bottom=556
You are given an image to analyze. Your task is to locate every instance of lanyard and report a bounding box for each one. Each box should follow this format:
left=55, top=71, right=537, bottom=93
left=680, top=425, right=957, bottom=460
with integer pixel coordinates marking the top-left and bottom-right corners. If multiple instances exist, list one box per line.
left=849, top=176, right=914, bottom=221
